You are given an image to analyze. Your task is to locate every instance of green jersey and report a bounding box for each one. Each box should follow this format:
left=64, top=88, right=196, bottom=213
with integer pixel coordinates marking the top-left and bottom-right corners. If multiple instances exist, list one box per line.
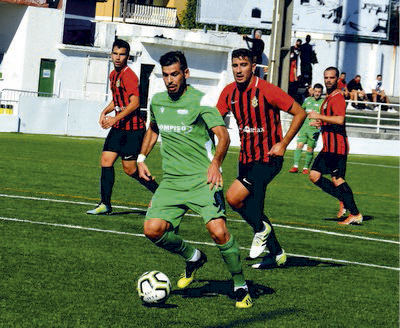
left=301, top=96, right=324, bottom=132
left=150, top=85, right=225, bottom=177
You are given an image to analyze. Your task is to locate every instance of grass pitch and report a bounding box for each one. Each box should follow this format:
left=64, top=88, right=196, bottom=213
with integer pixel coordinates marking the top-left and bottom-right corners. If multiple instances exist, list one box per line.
left=0, top=133, right=399, bottom=327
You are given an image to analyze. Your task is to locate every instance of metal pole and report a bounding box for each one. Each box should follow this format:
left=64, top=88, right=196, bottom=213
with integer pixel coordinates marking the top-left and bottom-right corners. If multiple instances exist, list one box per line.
left=123, top=0, right=128, bottom=23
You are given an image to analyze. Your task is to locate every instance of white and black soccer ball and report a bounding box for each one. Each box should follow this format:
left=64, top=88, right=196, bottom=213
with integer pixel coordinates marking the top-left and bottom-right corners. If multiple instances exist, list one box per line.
left=137, top=271, right=171, bottom=304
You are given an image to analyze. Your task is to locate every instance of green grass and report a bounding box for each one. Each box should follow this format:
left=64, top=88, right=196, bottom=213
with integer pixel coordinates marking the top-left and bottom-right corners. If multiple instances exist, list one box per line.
left=0, top=132, right=399, bottom=327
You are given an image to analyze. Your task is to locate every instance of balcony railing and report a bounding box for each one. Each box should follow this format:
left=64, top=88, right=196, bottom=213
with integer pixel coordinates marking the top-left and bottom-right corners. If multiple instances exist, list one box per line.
left=120, top=4, right=177, bottom=27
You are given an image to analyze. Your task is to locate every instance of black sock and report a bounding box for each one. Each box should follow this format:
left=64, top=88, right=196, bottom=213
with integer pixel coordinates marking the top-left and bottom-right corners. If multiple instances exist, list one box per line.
left=235, top=204, right=264, bottom=232
left=100, top=166, right=114, bottom=206
left=337, top=182, right=359, bottom=215
left=131, top=171, right=158, bottom=193
left=314, top=176, right=340, bottom=199
left=234, top=204, right=282, bottom=255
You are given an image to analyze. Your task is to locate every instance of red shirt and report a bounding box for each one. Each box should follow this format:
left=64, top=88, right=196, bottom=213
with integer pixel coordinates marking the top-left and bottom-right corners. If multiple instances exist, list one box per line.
left=337, top=78, right=347, bottom=92
left=320, top=89, right=349, bottom=155
left=110, top=66, right=145, bottom=130
left=217, top=77, right=294, bottom=164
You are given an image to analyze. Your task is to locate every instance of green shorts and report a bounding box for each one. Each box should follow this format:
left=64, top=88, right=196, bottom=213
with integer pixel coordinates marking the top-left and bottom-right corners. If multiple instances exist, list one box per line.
left=145, top=175, right=226, bottom=228
left=297, top=127, right=320, bottom=149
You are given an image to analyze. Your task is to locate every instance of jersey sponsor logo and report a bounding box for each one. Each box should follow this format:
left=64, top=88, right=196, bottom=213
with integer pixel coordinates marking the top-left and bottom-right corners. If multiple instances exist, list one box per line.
left=240, top=126, right=265, bottom=133
left=158, top=123, right=193, bottom=134
left=177, top=109, right=189, bottom=115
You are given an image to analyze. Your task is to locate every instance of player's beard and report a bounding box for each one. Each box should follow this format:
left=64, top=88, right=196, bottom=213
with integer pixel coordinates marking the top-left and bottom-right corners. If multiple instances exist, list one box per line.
left=168, top=80, right=187, bottom=101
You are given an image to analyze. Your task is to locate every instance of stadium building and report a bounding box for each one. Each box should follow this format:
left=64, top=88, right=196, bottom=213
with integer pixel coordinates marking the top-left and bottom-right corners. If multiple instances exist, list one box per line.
left=0, top=0, right=398, bottom=155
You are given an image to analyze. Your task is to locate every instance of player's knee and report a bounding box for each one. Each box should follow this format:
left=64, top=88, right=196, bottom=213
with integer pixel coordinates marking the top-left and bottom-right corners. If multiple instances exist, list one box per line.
left=144, top=219, right=167, bottom=241
left=207, top=219, right=229, bottom=244
left=122, top=162, right=137, bottom=176
left=309, top=170, right=320, bottom=183
left=226, top=194, right=242, bottom=210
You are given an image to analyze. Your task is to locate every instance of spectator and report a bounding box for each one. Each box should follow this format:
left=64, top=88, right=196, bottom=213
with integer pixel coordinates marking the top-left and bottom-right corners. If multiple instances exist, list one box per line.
left=288, top=39, right=302, bottom=99
left=337, top=72, right=350, bottom=98
left=347, top=75, right=366, bottom=109
left=300, top=35, right=314, bottom=86
left=370, top=74, right=395, bottom=112
left=243, top=30, right=265, bottom=78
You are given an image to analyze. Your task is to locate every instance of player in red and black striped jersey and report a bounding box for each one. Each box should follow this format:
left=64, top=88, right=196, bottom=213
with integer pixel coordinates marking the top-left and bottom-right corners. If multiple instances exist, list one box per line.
left=87, top=39, right=157, bottom=215
left=308, top=67, right=362, bottom=225
left=217, top=48, right=306, bottom=269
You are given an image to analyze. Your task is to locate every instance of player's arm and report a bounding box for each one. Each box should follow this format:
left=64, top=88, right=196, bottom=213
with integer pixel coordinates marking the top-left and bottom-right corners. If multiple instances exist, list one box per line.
left=308, top=111, right=344, bottom=125
left=269, top=102, right=306, bottom=157
left=101, top=94, right=140, bottom=129
left=137, top=122, right=159, bottom=181
left=208, top=125, right=230, bottom=190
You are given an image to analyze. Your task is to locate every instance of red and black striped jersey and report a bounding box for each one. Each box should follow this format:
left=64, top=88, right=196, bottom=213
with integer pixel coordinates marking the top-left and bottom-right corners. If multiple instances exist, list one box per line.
left=320, top=89, right=349, bottom=155
left=217, top=77, right=294, bottom=164
left=109, top=66, right=145, bottom=131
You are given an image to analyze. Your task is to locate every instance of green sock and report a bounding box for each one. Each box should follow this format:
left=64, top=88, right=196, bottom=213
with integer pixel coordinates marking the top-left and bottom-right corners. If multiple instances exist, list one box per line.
left=304, top=151, right=314, bottom=169
left=217, top=236, right=246, bottom=287
left=154, top=230, right=196, bottom=260
left=293, top=148, right=302, bottom=167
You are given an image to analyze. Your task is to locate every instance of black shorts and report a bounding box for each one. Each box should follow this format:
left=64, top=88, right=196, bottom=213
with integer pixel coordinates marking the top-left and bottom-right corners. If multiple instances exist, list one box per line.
left=238, top=157, right=283, bottom=194
left=311, top=152, right=347, bottom=178
left=103, top=128, right=145, bottom=161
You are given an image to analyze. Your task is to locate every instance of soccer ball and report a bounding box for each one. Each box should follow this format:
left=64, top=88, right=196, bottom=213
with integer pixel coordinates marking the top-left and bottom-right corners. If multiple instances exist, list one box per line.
left=137, top=271, right=171, bottom=304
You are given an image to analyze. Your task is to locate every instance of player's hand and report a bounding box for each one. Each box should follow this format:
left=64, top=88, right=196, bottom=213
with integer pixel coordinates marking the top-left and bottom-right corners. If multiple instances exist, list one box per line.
left=138, top=162, right=152, bottom=181
left=309, top=119, right=321, bottom=127
left=207, top=162, right=223, bottom=190
left=268, top=142, right=286, bottom=157
left=308, top=111, right=319, bottom=119
left=100, top=116, right=117, bottom=129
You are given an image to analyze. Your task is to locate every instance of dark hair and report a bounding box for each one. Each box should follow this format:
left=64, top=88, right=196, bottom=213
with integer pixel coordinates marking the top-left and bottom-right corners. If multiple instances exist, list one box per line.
left=112, top=39, right=130, bottom=54
left=325, top=66, right=339, bottom=77
left=377, top=74, right=382, bottom=78
left=296, top=39, right=302, bottom=43
left=159, top=51, right=188, bottom=71
left=232, top=48, right=254, bottom=64
left=313, top=83, right=323, bottom=90
left=355, top=75, right=361, bottom=78
left=340, top=72, right=346, bottom=75
left=306, top=35, right=311, bottom=42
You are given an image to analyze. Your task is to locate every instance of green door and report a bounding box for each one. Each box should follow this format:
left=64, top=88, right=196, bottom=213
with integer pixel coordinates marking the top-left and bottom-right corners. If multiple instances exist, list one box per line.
left=38, top=59, right=55, bottom=97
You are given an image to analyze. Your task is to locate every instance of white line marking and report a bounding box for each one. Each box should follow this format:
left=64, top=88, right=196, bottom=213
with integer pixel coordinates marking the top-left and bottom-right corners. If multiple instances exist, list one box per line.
left=1, top=193, right=397, bottom=245
left=1, top=216, right=398, bottom=272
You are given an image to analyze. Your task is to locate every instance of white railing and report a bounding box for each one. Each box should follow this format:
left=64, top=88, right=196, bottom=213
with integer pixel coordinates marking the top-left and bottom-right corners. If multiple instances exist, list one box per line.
left=345, top=100, right=399, bottom=134
left=0, top=88, right=58, bottom=115
left=279, top=100, right=399, bottom=136
left=121, top=4, right=177, bottom=27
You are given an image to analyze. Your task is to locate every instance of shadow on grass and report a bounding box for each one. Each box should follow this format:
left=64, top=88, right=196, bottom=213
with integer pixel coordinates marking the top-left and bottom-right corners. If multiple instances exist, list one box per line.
left=245, top=256, right=344, bottom=269
left=323, top=215, right=373, bottom=224
left=108, top=209, right=147, bottom=216
left=172, top=280, right=274, bottom=301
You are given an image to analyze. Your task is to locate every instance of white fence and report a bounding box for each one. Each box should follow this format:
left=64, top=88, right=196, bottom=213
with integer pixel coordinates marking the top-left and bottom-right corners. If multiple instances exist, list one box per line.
left=121, top=4, right=177, bottom=27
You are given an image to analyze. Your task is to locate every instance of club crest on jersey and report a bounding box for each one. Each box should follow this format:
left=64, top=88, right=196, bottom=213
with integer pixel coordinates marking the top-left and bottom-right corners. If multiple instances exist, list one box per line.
left=251, top=96, right=258, bottom=108
left=116, top=79, right=121, bottom=88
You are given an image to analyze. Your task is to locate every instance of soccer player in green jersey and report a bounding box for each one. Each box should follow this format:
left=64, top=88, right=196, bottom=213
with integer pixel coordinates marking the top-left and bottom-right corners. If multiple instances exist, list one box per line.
left=289, top=83, right=324, bottom=174
left=137, top=51, right=252, bottom=308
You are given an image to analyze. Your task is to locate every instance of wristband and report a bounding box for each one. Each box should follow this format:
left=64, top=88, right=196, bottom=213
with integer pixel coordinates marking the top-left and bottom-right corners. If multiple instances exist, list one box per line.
left=137, top=154, right=146, bottom=163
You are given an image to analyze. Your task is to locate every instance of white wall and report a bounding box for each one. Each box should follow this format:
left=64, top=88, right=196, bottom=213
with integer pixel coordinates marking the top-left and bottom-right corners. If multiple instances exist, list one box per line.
left=13, top=96, right=399, bottom=157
